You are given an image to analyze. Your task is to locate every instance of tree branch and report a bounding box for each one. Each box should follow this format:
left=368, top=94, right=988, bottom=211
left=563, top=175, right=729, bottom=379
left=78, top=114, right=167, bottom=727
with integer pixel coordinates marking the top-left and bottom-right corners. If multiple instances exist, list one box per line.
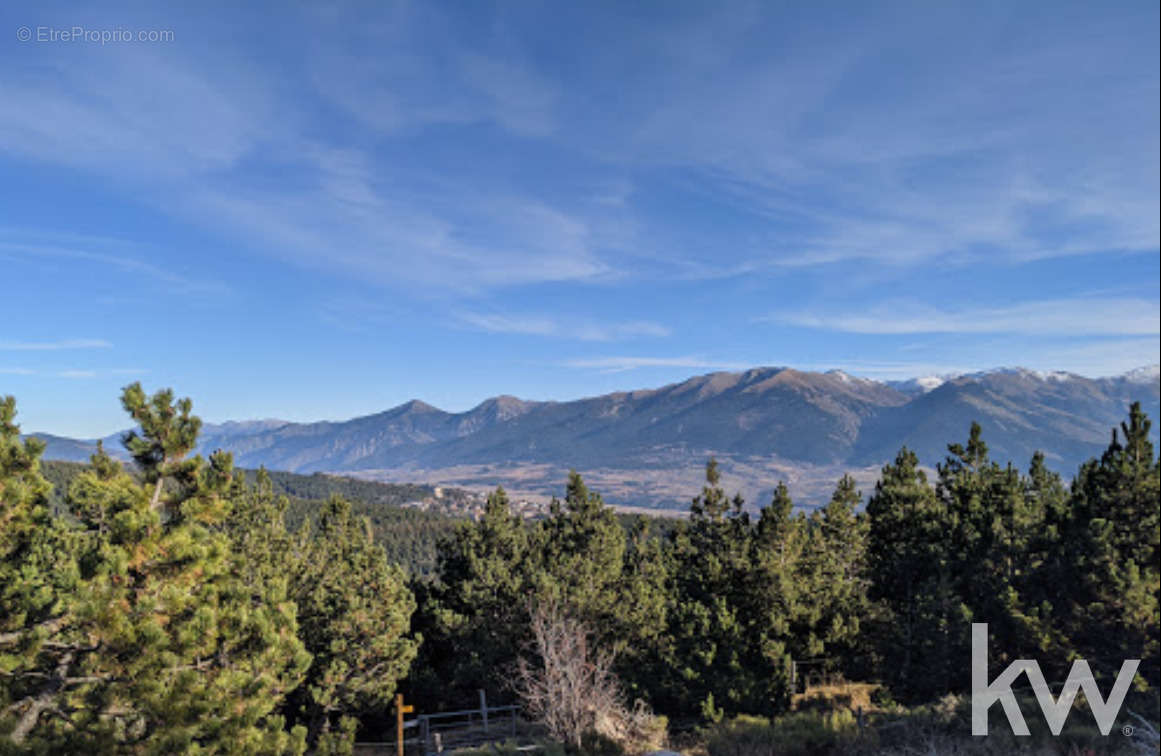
left=0, top=616, right=68, bottom=646
left=8, top=650, right=74, bottom=744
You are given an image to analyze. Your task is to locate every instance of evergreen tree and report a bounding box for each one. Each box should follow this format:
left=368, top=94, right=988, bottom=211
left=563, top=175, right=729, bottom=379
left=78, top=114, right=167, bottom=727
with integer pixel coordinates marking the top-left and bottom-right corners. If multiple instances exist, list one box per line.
left=3, top=385, right=310, bottom=753
left=1062, top=403, right=1160, bottom=688
left=664, top=461, right=761, bottom=720
left=413, top=487, right=534, bottom=707
left=287, top=496, right=418, bottom=750
left=936, top=423, right=1032, bottom=681
left=536, top=471, right=626, bottom=631
left=224, top=468, right=300, bottom=613
left=866, top=447, right=958, bottom=703
left=0, top=397, right=80, bottom=746
left=535, top=472, right=670, bottom=703
left=614, top=515, right=672, bottom=705
left=806, top=475, right=871, bottom=677
left=1013, top=452, right=1073, bottom=665
left=749, top=482, right=809, bottom=710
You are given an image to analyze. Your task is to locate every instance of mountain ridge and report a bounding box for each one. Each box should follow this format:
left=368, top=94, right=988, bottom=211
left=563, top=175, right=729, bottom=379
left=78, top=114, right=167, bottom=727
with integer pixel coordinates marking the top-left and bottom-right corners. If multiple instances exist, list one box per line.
left=25, top=364, right=1160, bottom=508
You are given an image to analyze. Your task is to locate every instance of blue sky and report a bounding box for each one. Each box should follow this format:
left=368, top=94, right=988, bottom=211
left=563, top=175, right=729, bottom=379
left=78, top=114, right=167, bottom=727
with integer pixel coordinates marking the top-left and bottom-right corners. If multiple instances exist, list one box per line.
left=1, top=0, right=1158, bottom=437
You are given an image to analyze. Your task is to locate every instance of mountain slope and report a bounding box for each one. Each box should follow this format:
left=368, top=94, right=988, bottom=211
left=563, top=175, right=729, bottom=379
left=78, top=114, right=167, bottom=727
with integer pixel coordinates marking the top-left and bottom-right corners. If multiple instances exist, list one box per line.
left=853, top=369, right=1160, bottom=467
left=201, top=367, right=910, bottom=472
left=25, top=365, right=1160, bottom=507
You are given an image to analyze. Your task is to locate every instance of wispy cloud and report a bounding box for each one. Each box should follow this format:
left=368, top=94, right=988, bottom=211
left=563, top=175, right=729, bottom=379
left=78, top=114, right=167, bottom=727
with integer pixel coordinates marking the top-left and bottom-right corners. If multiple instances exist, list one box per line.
left=459, top=312, right=670, bottom=341
left=187, top=164, right=612, bottom=292
left=563, top=355, right=747, bottom=373
left=459, top=313, right=558, bottom=337
left=766, top=298, right=1161, bottom=336
left=0, top=230, right=230, bottom=297
left=0, top=339, right=112, bottom=351
left=573, top=322, right=671, bottom=342
left=0, top=367, right=146, bottom=379
left=0, top=31, right=606, bottom=295
left=4, top=3, right=1153, bottom=298
left=593, top=4, right=1159, bottom=271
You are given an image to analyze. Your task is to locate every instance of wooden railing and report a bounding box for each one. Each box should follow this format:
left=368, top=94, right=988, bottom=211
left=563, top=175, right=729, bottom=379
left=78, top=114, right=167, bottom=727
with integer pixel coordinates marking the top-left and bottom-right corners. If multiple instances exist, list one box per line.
left=384, top=690, right=522, bottom=756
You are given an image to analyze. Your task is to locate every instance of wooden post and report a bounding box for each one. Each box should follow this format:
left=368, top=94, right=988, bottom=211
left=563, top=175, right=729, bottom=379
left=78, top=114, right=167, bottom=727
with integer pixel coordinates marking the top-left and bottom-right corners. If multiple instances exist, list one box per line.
left=396, top=693, right=414, bottom=756
left=479, top=689, right=488, bottom=733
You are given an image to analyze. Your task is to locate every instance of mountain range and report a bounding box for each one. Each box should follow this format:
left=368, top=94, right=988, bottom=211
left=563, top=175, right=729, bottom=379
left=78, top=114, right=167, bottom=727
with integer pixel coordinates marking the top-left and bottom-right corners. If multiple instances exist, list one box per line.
left=29, top=365, right=1161, bottom=509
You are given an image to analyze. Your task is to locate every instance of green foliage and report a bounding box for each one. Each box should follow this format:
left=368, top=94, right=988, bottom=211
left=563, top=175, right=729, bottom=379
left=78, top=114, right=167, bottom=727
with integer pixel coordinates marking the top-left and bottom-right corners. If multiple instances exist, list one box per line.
left=704, top=711, right=857, bottom=756
left=42, top=460, right=460, bottom=576
left=6, top=384, right=1160, bottom=752
left=806, top=475, right=871, bottom=674
left=865, top=447, right=957, bottom=703
left=2, top=386, right=310, bottom=753
left=411, top=486, right=534, bottom=708
left=701, top=695, right=1157, bottom=756
left=1050, top=402, right=1160, bottom=688
left=659, top=461, right=761, bottom=718
left=864, top=408, right=1160, bottom=705
left=536, top=472, right=627, bottom=628
left=222, top=468, right=419, bottom=750
left=287, top=496, right=418, bottom=745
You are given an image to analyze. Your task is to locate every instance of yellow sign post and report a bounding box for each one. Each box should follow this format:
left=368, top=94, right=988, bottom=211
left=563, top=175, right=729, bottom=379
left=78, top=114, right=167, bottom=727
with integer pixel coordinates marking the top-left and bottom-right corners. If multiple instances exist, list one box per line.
left=396, top=693, right=414, bottom=756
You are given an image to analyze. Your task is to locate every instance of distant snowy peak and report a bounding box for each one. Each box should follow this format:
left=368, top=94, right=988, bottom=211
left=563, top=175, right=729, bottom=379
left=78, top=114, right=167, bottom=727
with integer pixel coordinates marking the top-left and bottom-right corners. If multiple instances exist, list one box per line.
left=884, top=366, right=1095, bottom=395
left=914, top=375, right=947, bottom=392
left=886, top=374, right=955, bottom=395
left=1120, top=364, right=1160, bottom=384
left=825, top=369, right=877, bottom=386
left=971, top=367, right=1079, bottom=382
left=882, top=365, right=1159, bottom=394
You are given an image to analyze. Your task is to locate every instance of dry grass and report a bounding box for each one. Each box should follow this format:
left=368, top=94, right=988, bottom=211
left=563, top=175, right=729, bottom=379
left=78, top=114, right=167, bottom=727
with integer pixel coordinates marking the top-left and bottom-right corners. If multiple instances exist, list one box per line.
left=697, top=688, right=1160, bottom=756
left=791, top=682, right=881, bottom=715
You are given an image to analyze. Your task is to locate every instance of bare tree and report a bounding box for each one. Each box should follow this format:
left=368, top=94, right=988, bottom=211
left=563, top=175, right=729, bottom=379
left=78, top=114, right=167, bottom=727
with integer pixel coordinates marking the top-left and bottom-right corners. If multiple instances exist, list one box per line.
left=513, top=601, right=624, bottom=748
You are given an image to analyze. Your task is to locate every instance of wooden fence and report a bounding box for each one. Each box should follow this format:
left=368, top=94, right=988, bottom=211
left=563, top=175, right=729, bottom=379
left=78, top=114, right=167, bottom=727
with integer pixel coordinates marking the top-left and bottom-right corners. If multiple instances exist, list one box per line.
left=355, top=691, right=524, bottom=756
left=416, top=701, right=520, bottom=755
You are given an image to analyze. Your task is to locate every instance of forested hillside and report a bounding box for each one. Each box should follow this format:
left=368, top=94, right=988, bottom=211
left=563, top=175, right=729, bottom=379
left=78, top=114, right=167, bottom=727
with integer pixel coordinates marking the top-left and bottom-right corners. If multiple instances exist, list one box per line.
left=41, top=460, right=461, bottom=575
left=3, top=385, right=1158, bottom=754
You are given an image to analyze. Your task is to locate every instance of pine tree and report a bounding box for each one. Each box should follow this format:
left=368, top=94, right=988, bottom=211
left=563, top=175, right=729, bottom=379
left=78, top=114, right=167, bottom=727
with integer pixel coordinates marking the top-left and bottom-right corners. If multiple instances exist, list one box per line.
left=287, top=496, right=418, bottom=750
left=936, top=423, right=1031, bottom=681
left=536, top=471, right=626, bottom=630
left=1013, top=452, right=1072, bottom=666
left=0, top=397, right=80, bottom=746
left=806, top=475, right=871, bottom=677
left=3, top=385, right=310, bottom=752
left=866, top=447, right=956, bottom=703
left=614, top=515, right=671, bottom=705
left=1062, top=403, right=1160, bottom=689
left=224, top=468, right=300, bottom=611
left=534, top=472, right=674, bottom=704
left=749, top=482, right=806, bottom=712
left=414, top=487, right=534, bottom=707
left=663, top=461, right=762, bottom=720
